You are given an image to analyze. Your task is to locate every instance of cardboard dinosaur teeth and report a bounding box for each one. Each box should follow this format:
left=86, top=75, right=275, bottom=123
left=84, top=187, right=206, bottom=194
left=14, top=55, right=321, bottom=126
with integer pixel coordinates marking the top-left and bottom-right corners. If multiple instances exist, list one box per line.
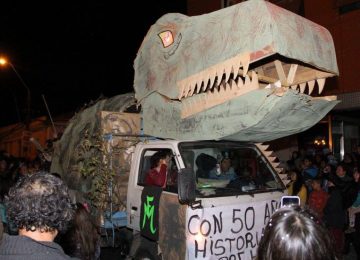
left=177, top=53, right=251, bottom=100
left=299, top=83, right=306, bottom=93
left=255, top=143, right=289, bottom=185
left=317, top=78, right=326, bottom=94
left=287, top=64, right=298, bottom=85
left=181, top=70, right=259, bottom=118
left=307, top=80, right=315, bottom=95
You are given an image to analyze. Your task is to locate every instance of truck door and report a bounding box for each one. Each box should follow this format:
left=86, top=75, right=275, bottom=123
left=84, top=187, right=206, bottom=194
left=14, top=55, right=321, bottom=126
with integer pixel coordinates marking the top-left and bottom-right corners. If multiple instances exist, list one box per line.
left=127, top=144, right=180, bottom=231
left=127, top=143, right=188, bottom=258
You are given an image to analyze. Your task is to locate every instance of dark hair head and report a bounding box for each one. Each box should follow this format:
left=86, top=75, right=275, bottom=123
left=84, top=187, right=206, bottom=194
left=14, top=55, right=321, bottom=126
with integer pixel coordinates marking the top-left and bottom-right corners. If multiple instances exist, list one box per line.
left=337, top=162, right=352, bottom=175
left=195, top=153, right=217, bottom=171
left=257, top=206, right=337, bottom=260
left=150, top=150, right=171, bottom=169
left=290, top=170, right=304, bottom=196
left=312, top=177, right=322, bottom=184
left=221, top=157, right=231, bottom=163
left=291, top=151, right=299, bottom=159
left=303, top=156, right=313, bottom=164
left=61, top=203, right=99, bottom=259
left=5, top=172, right=74, bottom=233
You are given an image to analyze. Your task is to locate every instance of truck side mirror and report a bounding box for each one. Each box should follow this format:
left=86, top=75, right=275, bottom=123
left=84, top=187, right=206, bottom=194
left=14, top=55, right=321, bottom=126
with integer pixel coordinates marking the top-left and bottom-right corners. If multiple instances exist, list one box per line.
left=178, top=168, right=196, bottom=204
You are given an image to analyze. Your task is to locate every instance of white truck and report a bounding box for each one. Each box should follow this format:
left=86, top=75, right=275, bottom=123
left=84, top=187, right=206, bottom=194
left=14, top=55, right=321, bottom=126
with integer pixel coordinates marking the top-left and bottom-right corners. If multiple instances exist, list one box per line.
left=98, top=111, right=287, bottom=259
left=125, top=137, right=285, bottom=259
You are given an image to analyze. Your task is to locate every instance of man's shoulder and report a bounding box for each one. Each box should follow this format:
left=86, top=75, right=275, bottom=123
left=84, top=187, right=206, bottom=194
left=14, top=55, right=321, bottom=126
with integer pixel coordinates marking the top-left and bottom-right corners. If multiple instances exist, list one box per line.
left=0, top=234, right=75, bottom=260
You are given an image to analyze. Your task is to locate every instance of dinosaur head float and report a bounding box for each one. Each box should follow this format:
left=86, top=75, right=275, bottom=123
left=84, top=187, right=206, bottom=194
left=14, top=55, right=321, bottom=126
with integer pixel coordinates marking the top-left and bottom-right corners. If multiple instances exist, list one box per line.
left=134, top=0, right=339, bottom=142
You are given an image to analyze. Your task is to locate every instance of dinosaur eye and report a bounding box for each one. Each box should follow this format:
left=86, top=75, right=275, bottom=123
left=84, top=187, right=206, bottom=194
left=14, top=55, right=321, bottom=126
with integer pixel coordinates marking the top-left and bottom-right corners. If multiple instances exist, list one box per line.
left=158, top=30, right=174, bottom=48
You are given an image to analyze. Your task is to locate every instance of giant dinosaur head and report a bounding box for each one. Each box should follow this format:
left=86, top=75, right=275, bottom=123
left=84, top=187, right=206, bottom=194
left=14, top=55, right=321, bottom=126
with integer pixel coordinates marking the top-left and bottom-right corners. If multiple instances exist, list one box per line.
left=134, top=0, right=339, bottom=142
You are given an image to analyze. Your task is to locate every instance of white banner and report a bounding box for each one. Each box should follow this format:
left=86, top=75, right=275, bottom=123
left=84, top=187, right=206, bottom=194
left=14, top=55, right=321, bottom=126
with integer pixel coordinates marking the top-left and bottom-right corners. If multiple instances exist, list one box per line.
left=186, top=199, right=280, bottom=260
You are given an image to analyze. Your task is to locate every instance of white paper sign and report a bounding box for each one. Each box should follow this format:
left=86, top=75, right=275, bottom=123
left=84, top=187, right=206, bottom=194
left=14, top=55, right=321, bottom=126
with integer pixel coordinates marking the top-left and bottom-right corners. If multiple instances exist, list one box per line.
left=186, top=199, right=279, bottom=260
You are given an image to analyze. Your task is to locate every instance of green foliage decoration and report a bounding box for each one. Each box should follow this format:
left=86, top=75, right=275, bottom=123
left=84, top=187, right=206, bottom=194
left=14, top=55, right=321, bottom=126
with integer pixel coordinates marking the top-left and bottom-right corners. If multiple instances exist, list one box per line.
left=75, top=129, right=115, bottom=212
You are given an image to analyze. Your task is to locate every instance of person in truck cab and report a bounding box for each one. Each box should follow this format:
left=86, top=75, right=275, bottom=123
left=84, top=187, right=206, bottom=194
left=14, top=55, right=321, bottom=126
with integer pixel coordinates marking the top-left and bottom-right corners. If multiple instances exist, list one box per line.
left=145, top=151, right=171, bottom=188
left=209, top=157, right=237, bottom=181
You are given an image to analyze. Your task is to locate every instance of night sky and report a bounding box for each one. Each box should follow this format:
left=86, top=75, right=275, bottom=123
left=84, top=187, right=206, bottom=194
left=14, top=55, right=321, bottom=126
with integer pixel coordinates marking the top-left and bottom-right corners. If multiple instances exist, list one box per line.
left=0, top=1, right=187, bottom=127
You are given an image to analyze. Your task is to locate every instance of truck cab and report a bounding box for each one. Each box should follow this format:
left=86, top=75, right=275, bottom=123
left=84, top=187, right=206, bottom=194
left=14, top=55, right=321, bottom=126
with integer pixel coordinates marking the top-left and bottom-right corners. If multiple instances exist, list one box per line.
left=127, top=139, right=286, bottom=259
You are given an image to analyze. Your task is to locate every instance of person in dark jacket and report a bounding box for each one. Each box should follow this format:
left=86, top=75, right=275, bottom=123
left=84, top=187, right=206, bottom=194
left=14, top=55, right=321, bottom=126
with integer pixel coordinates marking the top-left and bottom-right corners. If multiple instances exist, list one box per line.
left=323, top=179, right=346, bottom=257
left=0, top=172, right=76, bottom=260
left=334, top=163, right=357, bottom=210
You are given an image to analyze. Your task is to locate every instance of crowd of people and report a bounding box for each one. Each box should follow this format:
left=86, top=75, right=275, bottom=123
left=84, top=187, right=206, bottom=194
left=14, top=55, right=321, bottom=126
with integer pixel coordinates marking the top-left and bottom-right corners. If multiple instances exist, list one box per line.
left=285, top=146, right=360, bottom=259
left=0, top=153, right=48, bottom=234
left=0, top=151, right=101, bottom=260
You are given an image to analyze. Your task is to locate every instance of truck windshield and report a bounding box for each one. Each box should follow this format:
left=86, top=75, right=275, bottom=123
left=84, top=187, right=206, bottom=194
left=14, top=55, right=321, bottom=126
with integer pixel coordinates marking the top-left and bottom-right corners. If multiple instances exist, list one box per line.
left=178, top=141, right=284, bottom=198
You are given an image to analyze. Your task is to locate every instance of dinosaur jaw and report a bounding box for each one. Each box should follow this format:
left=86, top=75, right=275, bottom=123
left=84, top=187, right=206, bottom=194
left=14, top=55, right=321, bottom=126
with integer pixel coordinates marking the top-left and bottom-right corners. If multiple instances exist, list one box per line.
left=141, top=89, right=338, bottom=142
left=256, top=58, right=334, bottom=94
left=176, top=51, right=336, bottom=119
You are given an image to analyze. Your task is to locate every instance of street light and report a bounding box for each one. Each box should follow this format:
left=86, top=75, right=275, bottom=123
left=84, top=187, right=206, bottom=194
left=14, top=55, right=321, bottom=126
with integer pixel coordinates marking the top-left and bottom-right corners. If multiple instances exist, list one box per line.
left=0, top=57, right=32, bottom=129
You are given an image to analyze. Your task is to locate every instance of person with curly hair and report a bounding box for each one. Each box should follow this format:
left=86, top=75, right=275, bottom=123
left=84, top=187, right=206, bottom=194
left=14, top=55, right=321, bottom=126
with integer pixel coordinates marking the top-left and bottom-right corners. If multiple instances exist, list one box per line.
left=0, top=172, right=75, bottom=259
left=257, top=206, right=338, bottom=260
